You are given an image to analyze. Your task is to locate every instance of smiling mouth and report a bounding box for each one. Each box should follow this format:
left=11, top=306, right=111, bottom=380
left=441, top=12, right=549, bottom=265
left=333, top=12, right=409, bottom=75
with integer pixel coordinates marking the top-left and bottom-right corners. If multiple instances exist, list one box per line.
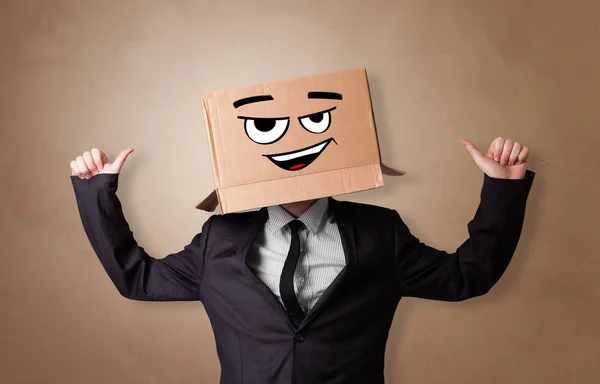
left=263, top=138, right=337, bottom=171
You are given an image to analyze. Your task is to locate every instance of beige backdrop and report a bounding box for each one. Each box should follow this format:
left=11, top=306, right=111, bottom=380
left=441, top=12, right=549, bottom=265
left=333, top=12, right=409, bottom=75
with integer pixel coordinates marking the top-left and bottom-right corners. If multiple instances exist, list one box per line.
left=1, top=0, right=599, bottom=383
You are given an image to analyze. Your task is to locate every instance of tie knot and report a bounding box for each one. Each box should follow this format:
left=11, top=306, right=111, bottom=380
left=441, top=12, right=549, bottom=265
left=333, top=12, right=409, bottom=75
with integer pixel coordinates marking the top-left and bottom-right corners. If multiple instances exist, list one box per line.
left=287, top=220, right=304, bottom=232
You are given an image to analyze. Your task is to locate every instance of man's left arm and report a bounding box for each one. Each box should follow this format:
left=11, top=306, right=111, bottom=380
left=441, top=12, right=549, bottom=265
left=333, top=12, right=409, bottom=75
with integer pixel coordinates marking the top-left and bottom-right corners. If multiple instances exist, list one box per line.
left=394, top=137, right=535, bottom=301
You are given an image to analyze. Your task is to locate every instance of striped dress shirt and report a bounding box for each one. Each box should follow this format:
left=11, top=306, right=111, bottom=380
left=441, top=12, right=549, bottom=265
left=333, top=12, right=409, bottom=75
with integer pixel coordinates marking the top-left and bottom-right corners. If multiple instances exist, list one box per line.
left=247, top=198, right=346, bottom=313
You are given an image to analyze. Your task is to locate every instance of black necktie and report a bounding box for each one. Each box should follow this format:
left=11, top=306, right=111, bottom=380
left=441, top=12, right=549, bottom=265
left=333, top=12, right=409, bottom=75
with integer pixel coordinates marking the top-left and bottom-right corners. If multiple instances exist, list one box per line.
left=280, top=220, right=305, bottom=327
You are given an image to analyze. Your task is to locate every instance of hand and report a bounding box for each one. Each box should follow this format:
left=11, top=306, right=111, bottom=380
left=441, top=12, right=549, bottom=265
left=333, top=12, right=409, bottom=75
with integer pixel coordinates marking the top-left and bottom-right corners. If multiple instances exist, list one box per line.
left=70, top=148, right=134, bottom=179
left=461, top=137, right=529, bottom=180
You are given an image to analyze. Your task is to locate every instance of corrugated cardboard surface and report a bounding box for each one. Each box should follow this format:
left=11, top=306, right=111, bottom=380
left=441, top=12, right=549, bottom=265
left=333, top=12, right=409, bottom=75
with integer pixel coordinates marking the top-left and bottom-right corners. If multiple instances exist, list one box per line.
left=201, top=68, right=383, bottom=212
left=218, top=163, right=383, bottom=213
left=2, top=1, right=600, bottom=383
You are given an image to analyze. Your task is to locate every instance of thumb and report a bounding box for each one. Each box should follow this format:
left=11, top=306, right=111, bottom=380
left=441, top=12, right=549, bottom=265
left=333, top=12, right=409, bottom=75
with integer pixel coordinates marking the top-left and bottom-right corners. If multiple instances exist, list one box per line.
left=460, top=139, right=485, bottom=162
left=111, top=148, right=134, bottom=172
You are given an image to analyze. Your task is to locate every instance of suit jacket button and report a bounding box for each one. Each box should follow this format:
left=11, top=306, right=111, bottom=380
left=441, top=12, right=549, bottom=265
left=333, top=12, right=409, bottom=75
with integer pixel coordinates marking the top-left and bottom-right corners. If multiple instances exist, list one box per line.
left=295, top=333, right=305, bottom=343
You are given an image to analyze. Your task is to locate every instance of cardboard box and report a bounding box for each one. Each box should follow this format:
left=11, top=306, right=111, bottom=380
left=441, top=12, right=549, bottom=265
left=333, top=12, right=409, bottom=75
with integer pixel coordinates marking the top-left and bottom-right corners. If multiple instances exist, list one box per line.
left=196, top=68, right=404, bottom=213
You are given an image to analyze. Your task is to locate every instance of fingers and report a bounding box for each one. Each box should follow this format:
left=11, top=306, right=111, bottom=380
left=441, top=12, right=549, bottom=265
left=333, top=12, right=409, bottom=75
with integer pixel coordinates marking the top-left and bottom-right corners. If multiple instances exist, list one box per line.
left=517, top=145, right=529, bottom=164
left=508, top=142, right=522, bottom=166
left=500, top=139, right=514, bottom=165
left=489, top=137, right=529, bottom=166
left=70, top=161, right=78, bottom=176
left=83, top=151, right=98, bottom=175
left=493, top=137, right=505, bottom=162
left=75, top=156, right=92, bottom=179
left=485, top=142, right=495, bottom=159
left=71, top=147, right=106, bottom=178
left=90, top=148, right=104, bottom=172
left=111, top=148, right=134, bottom=173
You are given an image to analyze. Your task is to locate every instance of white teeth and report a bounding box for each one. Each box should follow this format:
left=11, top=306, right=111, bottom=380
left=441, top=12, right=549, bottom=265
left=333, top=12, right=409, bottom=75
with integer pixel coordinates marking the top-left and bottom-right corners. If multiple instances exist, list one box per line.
left=271, top=142, right=328, bottom=161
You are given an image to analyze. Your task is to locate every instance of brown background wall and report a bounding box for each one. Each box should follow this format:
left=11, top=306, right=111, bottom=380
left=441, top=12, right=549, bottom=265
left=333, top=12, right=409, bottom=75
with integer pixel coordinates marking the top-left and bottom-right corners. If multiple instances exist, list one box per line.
left=1, top=0, right=599, bottom=383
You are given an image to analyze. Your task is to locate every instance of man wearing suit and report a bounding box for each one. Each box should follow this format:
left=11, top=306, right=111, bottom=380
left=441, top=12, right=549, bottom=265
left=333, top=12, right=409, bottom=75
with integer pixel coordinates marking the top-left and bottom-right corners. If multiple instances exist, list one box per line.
left=70, top=136, right=534, bottom=384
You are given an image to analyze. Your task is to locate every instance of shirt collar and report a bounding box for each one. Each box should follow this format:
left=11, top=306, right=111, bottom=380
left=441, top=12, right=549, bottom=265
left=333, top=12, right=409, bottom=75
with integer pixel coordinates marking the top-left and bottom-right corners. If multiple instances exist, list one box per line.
left=267, top=198, right=329, bottom=235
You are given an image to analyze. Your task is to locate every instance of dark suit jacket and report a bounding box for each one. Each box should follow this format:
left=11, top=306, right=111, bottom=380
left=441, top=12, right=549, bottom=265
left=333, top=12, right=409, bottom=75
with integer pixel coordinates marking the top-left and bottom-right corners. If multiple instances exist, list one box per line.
left=71, top=170, right=534, bottom=384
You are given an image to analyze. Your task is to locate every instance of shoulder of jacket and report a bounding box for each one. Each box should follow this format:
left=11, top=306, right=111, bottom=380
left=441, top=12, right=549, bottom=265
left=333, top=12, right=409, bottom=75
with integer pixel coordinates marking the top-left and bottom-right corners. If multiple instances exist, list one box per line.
left=333, top=199, right=397, bottom=218
left=208, top=209, right=264, bottom=229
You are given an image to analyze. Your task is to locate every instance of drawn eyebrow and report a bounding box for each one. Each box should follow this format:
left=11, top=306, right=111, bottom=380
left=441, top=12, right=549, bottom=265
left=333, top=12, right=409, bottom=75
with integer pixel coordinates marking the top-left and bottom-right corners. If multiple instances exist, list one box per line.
left=297, top=106, right=337, bottom=120
left=307, top=92, right=343, bottom=100
left=233, top=95, right=274, bottom=108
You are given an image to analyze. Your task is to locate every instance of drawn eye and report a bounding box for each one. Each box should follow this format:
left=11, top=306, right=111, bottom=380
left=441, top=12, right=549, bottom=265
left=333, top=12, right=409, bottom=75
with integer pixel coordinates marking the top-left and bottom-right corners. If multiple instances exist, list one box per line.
left=243, top=117, right=290, bottom=144
left=298, top=107, right=335, bottom=134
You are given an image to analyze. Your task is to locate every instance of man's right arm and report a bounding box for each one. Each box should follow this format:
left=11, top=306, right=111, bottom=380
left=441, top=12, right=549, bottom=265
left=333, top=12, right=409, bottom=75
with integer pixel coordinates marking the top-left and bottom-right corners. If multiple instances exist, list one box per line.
left=70, top=148, right=213, bottom=301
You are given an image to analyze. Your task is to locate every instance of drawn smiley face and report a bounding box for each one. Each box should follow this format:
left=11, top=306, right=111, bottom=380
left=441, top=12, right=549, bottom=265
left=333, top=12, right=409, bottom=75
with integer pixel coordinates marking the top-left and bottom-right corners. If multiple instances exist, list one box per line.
left=234, top=92, right=342, bottom=171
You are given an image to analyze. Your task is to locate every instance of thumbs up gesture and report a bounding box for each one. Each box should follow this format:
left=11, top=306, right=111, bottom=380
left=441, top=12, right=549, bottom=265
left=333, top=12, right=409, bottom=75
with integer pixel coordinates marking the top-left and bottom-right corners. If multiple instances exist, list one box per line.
left=461, top=137, right=529, bottom=180
left=70, top=148, right=134, bottom=179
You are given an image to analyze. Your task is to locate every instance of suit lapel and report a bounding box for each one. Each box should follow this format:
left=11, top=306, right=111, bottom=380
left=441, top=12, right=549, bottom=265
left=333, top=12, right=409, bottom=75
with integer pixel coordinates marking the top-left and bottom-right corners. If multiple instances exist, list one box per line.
left=235, top=208, right=295, bottom=329
left=234, top=199, right=359, bottom=331
left=298, top=197, right=358, bottom=331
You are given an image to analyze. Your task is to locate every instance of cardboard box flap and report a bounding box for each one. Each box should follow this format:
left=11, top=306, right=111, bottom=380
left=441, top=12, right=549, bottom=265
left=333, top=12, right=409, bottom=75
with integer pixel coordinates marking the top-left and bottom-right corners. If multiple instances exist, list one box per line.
left=381, top=163, right=406, bottom=176
left=195, top=190, right=219, bottom=212
left=195, top=163, right=405, bottom=211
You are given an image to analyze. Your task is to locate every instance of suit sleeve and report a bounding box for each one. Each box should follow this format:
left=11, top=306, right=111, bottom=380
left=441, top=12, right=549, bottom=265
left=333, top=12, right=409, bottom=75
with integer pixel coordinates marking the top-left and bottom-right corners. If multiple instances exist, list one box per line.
left=71, top=174, right=213, bottom=301
left=394, top=170, right=535, bottom=301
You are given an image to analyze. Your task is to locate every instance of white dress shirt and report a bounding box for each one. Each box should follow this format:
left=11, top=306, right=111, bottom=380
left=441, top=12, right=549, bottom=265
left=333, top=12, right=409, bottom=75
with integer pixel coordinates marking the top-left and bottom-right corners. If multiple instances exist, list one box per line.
left=246, top=198, right=346, bottom=313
